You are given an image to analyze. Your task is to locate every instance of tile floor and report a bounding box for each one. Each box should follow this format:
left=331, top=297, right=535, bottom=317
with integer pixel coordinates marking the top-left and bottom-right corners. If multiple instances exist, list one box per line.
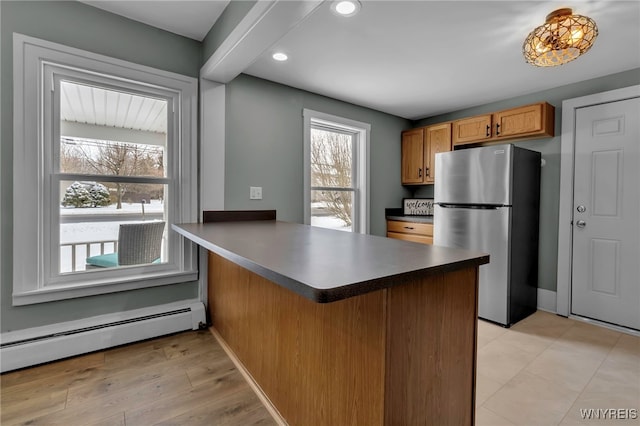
left=475, top=311, right=640, bottom=425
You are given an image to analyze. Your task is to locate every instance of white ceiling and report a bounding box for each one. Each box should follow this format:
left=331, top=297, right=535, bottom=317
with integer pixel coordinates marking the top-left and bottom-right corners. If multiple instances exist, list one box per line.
left=81, top=0, right=640, bottom=120
left=80, top=0, right=229, bottom=41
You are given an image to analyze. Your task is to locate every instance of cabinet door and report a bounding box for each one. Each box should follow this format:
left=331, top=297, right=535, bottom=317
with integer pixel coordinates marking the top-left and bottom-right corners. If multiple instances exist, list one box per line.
left=387, top=220, right=433, bottom=236
left=494, top=103, right=544, bottom=138
left=401, top=128, right=425, bottom=184
left=387, top=232, right=433, bottom=245
left=452, top=115, right=492, bottom=146
left=425, top=122, right=452, bottom=184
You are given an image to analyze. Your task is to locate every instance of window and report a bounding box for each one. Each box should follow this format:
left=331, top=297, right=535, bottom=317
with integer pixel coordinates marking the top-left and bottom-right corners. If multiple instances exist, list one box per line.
left=13, top=34, right=198, bottom=305
left=57, top=81, right=171, bottom=274
left=303, top=109, right=370, bottom=234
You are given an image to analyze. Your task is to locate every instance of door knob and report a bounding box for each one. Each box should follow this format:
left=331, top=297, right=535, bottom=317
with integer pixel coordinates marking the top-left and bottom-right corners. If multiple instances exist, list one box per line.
left=576, top=205, right=586, bottom=213
left=576, top=220, right=586, bottom=228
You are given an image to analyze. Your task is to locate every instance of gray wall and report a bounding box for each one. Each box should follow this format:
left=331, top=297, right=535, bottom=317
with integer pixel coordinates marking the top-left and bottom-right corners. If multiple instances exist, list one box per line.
left=412, top=68, right=640, bottom=292
left=0, top=1, right=201, bottom=332
left=223, top=74, right=412, bottom=236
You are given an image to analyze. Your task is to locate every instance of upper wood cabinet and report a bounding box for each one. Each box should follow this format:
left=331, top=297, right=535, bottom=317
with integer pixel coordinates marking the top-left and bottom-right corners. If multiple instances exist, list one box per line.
left=493, top=103, right=551, bottom=139
left=453, top=102, right=554, bottom=147
left=401, top=128, right=425, bottom=184
left=425, top=122, right=452, bottom=184
left=401, top=123, right=452, bottom=185
left=451, top=114, right=492, bottom=145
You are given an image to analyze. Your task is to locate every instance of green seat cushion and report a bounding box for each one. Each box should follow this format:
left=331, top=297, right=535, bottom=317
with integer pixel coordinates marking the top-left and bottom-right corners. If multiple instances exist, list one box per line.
left=86, top=252, right=118, bottom=268
left=86, top=253, right=161, bottom=268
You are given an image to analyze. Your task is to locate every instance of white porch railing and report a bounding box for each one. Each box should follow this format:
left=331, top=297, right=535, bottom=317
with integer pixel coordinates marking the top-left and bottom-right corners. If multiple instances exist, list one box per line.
left=60, top=239, right=118, bottom=272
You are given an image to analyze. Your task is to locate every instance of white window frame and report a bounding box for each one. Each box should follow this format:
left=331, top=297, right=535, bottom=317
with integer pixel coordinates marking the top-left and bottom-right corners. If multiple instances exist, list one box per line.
left=13, top=34, right=198, bottom=305
left=303, top=109, right=370, bottom=234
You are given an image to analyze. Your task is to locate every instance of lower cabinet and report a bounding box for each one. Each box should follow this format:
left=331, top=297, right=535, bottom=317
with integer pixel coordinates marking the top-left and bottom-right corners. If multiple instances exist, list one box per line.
left=386, top=220, right=433, bottom=245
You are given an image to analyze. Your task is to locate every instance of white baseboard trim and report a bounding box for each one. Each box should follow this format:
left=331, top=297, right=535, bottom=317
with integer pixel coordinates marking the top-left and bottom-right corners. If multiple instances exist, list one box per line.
left=0, top=300, right=206, bottom=373
left=537, top=288, right=557, bottom=314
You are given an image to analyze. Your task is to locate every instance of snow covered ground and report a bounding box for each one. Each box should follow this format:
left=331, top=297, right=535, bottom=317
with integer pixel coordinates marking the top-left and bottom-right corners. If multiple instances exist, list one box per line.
left=311, top=215, right=351, bottom=232
left=60, top=199, right=164, bottom=216
left=310, top=201, right=352, bottom=232
left=60, top=200, right=164, bottom=242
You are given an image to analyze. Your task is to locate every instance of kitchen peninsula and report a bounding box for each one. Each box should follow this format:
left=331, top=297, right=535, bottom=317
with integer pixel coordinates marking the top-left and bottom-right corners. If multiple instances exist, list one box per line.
left=173, top=217, right=489, bottom=425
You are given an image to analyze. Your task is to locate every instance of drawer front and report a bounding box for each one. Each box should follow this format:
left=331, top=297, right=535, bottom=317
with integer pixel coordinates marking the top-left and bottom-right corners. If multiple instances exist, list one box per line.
left=387, top=220, right=433, bottom=236
left=387, top=232, right=433, bottom=245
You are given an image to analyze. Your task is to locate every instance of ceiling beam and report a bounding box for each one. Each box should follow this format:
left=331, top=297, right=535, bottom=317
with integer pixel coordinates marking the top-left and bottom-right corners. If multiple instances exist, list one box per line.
left=200, top=0, right=323, bottom=83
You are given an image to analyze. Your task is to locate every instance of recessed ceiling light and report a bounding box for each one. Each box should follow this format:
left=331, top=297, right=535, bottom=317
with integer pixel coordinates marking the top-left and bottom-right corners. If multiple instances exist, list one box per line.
left=272, top=52, right=288, bottom=62
left=331, top=0, right=361, bottom=17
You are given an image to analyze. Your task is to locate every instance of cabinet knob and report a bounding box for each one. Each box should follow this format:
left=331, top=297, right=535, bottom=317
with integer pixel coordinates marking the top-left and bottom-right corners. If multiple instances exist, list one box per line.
left=486, top=124, right=490, bottom=137
left=418, top=168, right=422, bottom=177
left=404, top=226, right=415, bottom=230
left=425, top=166, right=430, bottom=177
left=496, top=123, right=501, bottom=136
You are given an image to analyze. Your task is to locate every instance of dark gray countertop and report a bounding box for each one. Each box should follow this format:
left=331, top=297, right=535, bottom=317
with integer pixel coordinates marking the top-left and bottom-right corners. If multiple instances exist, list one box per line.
left=173, top=221, right=488, bottom=303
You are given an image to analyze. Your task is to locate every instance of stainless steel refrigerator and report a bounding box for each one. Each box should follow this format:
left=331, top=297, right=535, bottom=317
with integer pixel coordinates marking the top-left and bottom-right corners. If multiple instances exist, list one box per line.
left=434, top=144, right=540, bottom=327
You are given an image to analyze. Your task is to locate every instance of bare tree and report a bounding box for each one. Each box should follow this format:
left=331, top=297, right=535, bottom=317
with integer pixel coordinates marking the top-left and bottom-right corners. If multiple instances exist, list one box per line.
left=60, top=140, right=85, bottom=173
left=60, top=138, right=164, bottom=209
left=310, top=129, right=353, bottom=226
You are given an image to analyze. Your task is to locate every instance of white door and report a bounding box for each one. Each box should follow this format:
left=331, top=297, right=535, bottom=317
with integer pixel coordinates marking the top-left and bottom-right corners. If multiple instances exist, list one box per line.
left=571, top=96, right=640, bottom=330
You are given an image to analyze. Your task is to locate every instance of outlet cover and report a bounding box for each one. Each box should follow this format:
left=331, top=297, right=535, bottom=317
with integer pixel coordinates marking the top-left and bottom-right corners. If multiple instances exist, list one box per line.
left=250, top=186, right=262, bottom=200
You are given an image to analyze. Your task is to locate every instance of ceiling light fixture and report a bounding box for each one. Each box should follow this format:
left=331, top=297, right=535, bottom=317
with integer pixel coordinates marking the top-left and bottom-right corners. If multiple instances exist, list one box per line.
left=272, top=52, right=288, bottom=62
left=523, top=8, right=598, bottom=67
left=331, top=0, right=361, bottom=17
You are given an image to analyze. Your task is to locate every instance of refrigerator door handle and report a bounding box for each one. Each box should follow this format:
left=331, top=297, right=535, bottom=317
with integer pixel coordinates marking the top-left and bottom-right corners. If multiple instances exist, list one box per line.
left=438, top=203, right=502, bottom=210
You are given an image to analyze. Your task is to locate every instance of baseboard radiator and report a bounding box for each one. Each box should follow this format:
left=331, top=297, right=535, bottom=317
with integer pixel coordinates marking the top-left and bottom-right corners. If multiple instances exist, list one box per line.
left=0, top=300, right=206, bottom=373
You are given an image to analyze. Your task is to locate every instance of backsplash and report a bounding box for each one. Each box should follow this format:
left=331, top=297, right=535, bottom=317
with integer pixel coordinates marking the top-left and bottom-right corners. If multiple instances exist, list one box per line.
left=412, top=185, right=435, bottom=198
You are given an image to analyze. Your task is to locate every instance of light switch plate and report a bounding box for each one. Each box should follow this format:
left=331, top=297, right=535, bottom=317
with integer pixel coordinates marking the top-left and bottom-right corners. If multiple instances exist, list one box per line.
left=250, top=186, right=262, bottom=200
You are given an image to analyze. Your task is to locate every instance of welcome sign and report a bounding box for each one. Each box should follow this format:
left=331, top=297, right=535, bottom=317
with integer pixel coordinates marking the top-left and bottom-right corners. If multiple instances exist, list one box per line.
left=403, top=198, right=434, bottom=215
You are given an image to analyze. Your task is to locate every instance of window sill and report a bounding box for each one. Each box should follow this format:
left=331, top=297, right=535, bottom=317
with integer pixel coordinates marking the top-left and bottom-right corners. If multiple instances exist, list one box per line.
left=12, top=270, right=198, bottom=306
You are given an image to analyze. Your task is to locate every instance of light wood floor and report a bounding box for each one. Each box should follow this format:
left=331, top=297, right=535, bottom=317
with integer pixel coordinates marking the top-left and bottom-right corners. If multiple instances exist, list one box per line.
left=0, top=330, right=276, bottom=425
left=2, top=312, right=639, bottom=425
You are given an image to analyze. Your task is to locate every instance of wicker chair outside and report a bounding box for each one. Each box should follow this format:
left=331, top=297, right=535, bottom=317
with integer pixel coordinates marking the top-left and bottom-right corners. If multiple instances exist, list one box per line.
left=117, top=221, right=166, bottom=265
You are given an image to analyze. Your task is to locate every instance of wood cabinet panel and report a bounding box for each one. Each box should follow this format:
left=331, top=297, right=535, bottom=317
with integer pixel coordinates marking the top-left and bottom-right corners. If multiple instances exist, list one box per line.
left=387, top=220, right=433, bottom=245
left=401, top=128, right=425, bottom=184
left=387, top=220, right=433, bottom=236
left=387, top=232, right=433, bottom=245
left=209, top=252, right=386, bottom=426
left=452, top=115, right=492, bottom=145
left=451, top=102, right=554, bottom=147
left=385, top=267, right=478, bottom=425
left=208, top=252, right=479, bottom=425
left=425, top=122, right=452, bottom=183
left=494, top=102, right=553, bottom=140
left=402, top=124, right=451, bottom=185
